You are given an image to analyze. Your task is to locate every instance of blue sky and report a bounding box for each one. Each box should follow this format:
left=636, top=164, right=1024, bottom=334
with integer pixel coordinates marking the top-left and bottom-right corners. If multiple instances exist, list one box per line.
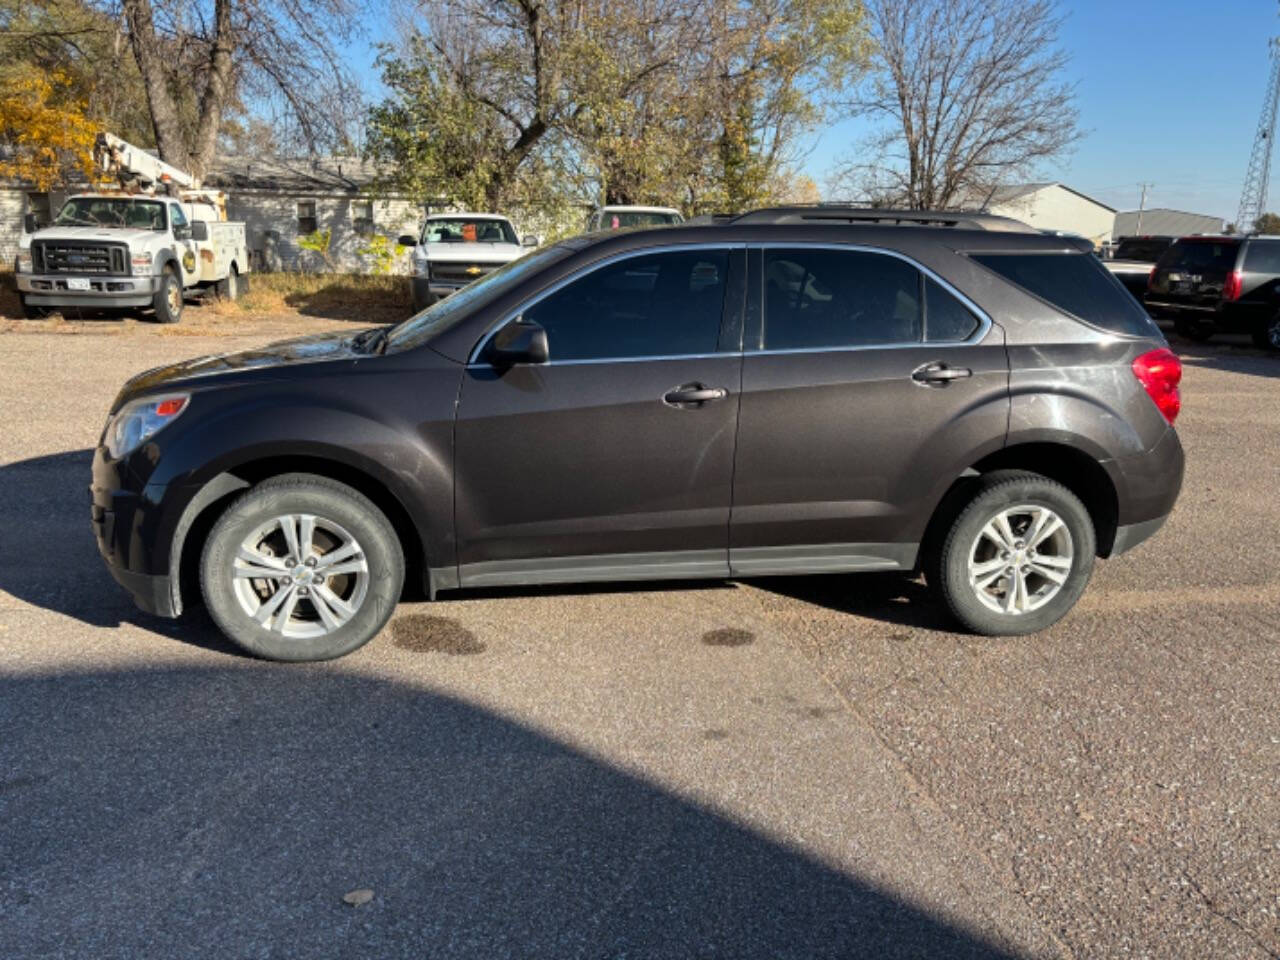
left=802, top=0, right=1279, bottom=220
left=352, top=0, right=1278, bottom=221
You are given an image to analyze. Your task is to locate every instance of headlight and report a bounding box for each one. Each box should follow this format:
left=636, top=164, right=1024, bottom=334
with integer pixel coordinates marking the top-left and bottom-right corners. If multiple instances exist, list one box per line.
left=105, top=393, right=189, bottom=459
left=15, top=252, right=31, bottom=273
left=413, top=255, right=429, bottom=277
left=131, top=251, right=153, bottom=276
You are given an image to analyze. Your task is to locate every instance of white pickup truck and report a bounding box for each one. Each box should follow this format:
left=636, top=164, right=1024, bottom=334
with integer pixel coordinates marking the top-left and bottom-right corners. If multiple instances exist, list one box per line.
left=399, top=212, right=538, bottom=311
left=14, top=133, right=250, bottom=323
left=16, top=192, right=250, bottom=323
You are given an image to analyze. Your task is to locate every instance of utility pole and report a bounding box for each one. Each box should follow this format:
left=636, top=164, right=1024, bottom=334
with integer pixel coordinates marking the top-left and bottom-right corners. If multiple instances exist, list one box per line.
left=1136, top=183, right=1153, bottom=234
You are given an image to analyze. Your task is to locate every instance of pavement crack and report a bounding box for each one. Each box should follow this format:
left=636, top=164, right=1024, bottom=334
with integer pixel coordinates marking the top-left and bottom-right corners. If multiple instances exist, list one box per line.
left=1180, top=869, right=1279, bottom=958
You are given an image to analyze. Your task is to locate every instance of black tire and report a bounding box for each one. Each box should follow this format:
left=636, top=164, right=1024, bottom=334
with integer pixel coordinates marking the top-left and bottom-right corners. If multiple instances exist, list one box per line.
left=215, top=265, right=241, bottom=301
left=1252, top=313, right=1280, bottom=351
left=200, top=474, right=405, bottom=661
left=151, top=267, right=184, bottom=324
left=1173, top=318, right=1213, bottom=342
left=925, top=470, right=1096, bottom=636
left=19, top=295, right=49, bottom=319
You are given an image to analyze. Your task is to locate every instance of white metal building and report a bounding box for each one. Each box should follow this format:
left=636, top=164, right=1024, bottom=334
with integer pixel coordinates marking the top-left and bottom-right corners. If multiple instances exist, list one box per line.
left=970, top=182, right=1117, bottom=247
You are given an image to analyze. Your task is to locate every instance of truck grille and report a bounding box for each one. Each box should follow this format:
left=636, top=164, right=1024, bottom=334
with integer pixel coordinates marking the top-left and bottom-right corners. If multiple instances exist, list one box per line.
left=34, top=241, right=129, bottom=277
left=429, top=261, right=504, bottom=285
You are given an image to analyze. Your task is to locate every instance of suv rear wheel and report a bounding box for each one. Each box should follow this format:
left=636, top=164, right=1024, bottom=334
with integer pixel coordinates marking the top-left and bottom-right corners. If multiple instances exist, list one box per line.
left=1173, top=318, right=1214, bottom=342
left=927, top=471, right=1095, bottom=636
left=200, top=475, right=404, bottom=661
left=1253, top=313, right=1280, bottom=351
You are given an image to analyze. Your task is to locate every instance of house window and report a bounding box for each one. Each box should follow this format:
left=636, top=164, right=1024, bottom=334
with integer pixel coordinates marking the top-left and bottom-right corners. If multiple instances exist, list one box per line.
left=297, top=200, right=317, bottom=235
left=352, top=199, right=374, bottom=235
left=26, top=193, right=52, bottom=226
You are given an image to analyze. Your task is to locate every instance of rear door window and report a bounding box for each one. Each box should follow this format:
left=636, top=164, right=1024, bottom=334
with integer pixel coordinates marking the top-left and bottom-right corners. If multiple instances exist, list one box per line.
left=761, top=248, right=922, bottom=350
left=923, top=277, right=980, bottom=342
left=971, top=252, right=1159, bottom=338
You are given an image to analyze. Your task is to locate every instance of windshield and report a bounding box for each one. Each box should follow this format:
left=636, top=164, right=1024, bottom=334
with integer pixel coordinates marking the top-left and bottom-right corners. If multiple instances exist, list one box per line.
left=1113, top=238, right=1172, bottom=262
left=384, top=243, right=575, bottom=352
left=600, top=210, right=682, bottom=229
left=424, top=218, right=517, bottom=244
left=1156, top=239, right=1240, bottom=274
left=54, top=197, right=166, bottom=231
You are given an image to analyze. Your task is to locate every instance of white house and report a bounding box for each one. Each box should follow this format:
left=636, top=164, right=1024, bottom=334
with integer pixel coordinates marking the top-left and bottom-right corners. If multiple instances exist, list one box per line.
left=971, top=182, right=1116, bottom=247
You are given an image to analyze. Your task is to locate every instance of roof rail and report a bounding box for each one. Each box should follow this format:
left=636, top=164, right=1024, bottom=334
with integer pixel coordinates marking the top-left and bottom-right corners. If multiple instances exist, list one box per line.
left=727, top=204, right=1037, bottom=233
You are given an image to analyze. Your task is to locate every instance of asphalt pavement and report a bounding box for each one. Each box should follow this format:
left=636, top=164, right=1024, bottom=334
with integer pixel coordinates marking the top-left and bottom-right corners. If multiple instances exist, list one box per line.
left=0, top=321, right=1276, bottom=959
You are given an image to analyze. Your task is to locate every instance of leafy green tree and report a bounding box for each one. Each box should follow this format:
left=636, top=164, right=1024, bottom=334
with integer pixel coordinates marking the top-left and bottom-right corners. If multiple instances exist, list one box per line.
left=1252, top=213, right=1280, bottom=234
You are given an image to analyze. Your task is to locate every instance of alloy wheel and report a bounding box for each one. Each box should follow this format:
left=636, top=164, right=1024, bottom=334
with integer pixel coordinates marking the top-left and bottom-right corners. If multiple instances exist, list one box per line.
left=967, top=504, right=1074, bottom=615
left=231, top=513, right=370, bottom=638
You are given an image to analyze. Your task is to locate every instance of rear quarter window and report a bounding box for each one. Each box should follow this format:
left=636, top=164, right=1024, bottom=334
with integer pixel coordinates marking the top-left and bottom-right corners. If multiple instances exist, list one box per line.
left=1243, top=240, right=1280, bottom=274
left=971, top=252, right=1160, bottom=338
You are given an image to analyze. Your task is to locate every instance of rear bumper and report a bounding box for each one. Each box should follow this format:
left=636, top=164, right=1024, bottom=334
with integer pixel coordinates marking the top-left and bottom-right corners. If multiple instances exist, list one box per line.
left=18, top=273, right=162, bottom=308
left=1103, top=427, right=1184, bottom=556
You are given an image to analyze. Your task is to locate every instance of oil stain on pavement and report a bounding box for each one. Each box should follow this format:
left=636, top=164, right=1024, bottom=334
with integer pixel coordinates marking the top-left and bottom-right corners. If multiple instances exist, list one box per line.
left=392, top=615, right=486, bottom=655
left=701, top=627, right=755, bottom=647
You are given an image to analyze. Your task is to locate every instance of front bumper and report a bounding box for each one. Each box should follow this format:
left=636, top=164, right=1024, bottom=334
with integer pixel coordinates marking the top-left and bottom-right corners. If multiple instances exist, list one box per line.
left=17, top=272, right=162, bottom=308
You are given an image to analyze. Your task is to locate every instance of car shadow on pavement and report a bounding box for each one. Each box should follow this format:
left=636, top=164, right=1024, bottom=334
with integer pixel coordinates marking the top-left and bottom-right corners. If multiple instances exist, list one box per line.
left=0, top=448, right=239, bottom=654
left=750, top=571, right=956, bottom=631
left=0, top=664, right=1029, bottom=959
left=0, top=449, right=952, bottom=651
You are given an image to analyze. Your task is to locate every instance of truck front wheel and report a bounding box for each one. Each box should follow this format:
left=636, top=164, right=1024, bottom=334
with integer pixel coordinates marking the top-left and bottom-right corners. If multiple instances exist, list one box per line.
left=152, top=268, right=183, bottom=324
left=19, top=295, right=49, bottom=319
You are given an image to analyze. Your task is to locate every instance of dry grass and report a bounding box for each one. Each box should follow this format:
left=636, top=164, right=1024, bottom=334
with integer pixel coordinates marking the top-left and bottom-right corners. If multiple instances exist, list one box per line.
left=0, top=269, right=413, bottom=337
left=212, top=272, right=412, bottom=323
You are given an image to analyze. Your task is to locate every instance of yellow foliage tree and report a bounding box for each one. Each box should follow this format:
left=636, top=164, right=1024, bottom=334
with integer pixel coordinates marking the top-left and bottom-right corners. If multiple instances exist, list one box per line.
left=0, top=64, right=97, bottom=190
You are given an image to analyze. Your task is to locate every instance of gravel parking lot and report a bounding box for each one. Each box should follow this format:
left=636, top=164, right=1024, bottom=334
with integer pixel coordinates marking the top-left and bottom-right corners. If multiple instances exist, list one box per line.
left=0, top=316, right=1276, bottom=959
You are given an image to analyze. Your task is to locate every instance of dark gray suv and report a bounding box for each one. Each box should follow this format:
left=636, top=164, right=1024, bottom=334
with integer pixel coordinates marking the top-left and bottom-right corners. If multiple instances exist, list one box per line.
left=92, top=207, right=1184, bottom=661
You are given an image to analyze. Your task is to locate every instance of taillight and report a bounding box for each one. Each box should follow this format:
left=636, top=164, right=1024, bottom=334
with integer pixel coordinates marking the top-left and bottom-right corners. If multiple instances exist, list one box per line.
left=1147, top=265, right=1157, bottom=289
left=1222, top=269, right=1243, bottom=301
left=1132, top=348, right=1182, bottom=425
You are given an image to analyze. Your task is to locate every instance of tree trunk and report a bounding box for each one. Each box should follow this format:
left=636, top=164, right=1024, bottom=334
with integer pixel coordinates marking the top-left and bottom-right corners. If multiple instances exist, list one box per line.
left=190, top=0, right=234, bottom=179
left=120, top=0, right=187, bottom=167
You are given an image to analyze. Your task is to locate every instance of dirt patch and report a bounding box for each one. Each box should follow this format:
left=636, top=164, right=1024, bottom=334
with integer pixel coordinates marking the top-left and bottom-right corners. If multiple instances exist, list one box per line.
left=701, top=627, right=755, bottom=647
left=391, top=615, right=485, bottom=655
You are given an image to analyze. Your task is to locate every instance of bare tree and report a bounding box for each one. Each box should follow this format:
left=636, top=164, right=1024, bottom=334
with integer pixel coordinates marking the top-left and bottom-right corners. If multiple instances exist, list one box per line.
left=117, top=0, right=365, bottom=177
left=838, top=0, right=1078, bottom=209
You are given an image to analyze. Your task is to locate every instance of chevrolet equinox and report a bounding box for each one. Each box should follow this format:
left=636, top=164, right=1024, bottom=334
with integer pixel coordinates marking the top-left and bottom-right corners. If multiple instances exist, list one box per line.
left=92, top=207, right=1185, bottom=661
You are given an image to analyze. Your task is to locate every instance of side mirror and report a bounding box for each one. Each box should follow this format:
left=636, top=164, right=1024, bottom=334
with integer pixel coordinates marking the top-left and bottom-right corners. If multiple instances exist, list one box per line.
left=398, top=234, right=418, bottom=248
left=23, top=213, right=38, bottom=234
left=190, top=220, right=209, bottom=242
left=521, top=234, right=539, bottom=247
left=487, top=316, right=548, bottom=366
left=173, top=223, right=192, bottom=241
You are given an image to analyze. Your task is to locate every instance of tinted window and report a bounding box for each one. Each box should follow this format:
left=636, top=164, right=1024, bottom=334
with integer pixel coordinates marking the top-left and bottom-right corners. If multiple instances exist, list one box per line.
left=1243, top=240, right=1280, bottom=274
left=762, top=249, right=921, bottom=350
left=524, top=249, right=728, bottom=361
left=1156, top=239, right=1240, bottom=274
left=1113, top=238, right=1172, bottom=262
left=924, top=277, right=980, bottom=342
left=972, top=252, right=1159, bottom=338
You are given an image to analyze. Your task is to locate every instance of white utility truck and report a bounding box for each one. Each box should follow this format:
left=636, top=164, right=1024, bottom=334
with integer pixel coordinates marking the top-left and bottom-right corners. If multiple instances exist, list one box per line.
left=14, top=133, right=250, bottom=322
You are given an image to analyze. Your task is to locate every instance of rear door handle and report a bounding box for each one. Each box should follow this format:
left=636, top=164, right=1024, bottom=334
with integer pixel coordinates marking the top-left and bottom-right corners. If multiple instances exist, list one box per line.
left=663, top=383, right=729, bottom=407
left=911, top=362, right=972, bottom=386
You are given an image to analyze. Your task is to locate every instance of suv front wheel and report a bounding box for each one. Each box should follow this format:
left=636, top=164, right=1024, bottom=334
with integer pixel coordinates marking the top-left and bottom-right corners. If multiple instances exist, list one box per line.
left=200, top=474, right=405, bottom=661
left=927, top=471, right=1096, bottom=636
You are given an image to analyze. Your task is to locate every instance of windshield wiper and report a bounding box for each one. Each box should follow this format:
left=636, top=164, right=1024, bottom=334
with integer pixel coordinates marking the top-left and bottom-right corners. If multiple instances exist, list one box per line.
left=352, top=325, right=391, bottom=355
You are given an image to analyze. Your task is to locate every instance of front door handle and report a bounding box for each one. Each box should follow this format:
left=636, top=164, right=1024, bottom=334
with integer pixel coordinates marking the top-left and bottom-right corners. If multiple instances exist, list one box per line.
left=663, top=383, right=729, bottom=407
left=911, top=362, right=972, bottom=386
